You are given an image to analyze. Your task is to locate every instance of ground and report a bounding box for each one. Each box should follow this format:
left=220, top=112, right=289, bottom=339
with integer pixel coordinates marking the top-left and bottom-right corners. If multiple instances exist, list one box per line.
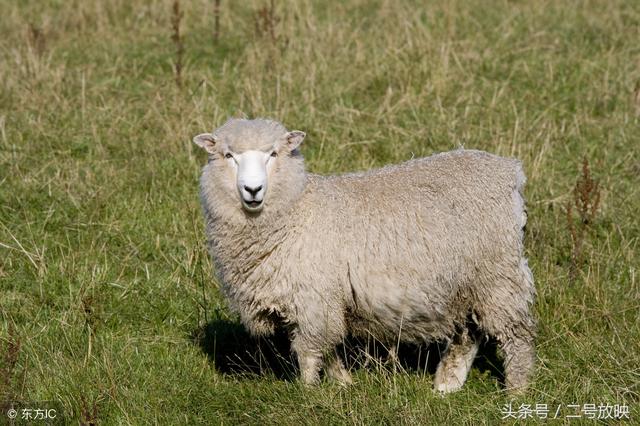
left=0, top=0, right=638, bottom=424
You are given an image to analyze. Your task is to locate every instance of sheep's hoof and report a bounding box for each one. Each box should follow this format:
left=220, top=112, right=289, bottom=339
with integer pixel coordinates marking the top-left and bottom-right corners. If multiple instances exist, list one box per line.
left=333, top=372, right=353, bottom=387
left=299, top=376, right=320, bottom=386
left=433, top=380, right=463, bottom=395
left=326, top=367, right=353, bottom=386
left=505, top=382, right=530, bottom=395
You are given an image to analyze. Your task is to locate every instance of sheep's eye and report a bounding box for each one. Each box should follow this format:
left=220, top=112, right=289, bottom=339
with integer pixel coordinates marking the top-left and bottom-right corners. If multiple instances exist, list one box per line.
left=225, top=153, right=233, bottom=159
left=270, top=151, right=278, bottom=158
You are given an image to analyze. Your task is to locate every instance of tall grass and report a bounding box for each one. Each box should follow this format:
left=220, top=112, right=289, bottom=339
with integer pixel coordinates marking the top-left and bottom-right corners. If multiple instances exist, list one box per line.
left=0, top=0, right=638, bottom=423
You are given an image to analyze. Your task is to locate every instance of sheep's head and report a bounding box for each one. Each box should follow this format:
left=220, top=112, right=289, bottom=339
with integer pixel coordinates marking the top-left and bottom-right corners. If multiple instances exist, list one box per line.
left=193, top=119, right=306, bottom=215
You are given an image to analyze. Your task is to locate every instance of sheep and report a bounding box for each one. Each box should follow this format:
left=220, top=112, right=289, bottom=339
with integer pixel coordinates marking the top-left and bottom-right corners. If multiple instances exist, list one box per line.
left=193, top=118, right=536, bottom=392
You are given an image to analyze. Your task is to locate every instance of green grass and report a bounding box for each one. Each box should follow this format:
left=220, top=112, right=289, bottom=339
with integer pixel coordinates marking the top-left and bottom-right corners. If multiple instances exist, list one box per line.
left=1, top=0, right=639, bottom=423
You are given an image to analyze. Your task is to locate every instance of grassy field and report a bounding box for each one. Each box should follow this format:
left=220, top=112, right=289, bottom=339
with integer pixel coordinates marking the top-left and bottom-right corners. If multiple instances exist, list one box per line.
left=1, top=0, right=639, bottom=423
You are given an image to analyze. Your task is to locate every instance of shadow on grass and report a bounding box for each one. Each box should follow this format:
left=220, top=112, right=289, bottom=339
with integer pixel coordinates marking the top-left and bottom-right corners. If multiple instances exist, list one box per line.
left=192, top=319, right=504, bottom=385
left=475, top=338, right=505, bottom=386
left=191, top=319, right=297, bottom=381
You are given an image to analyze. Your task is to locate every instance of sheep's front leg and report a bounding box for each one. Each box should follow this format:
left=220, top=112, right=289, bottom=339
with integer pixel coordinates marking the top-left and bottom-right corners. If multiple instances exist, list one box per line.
left=297, top=350, right=323, bottom=385
left=325, top=352, right=352, bottom=385
left=291, top=334, right=323, bottom=385
left=291, top=308, right=348, bottom=385
left=387, top=344, right=399, bottom=370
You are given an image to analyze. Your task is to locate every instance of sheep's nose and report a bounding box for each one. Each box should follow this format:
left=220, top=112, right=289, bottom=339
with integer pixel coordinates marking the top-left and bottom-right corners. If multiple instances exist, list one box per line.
left=244, top=185, right=262, bottom=196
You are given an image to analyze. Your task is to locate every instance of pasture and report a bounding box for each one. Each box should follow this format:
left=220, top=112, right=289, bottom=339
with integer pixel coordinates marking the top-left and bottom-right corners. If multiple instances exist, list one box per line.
left=1, top=0, right=638, bottom=423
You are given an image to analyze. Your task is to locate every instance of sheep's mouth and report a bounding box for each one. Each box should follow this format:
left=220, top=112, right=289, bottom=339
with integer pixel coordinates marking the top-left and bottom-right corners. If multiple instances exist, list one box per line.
left=242, top=199, right=264, bottom=211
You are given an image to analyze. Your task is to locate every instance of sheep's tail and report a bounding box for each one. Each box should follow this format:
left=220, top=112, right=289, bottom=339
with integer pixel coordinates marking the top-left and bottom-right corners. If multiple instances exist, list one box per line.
left=512, top=161, right=528, bottom=241
left=512, top=160, right=536, bottom=307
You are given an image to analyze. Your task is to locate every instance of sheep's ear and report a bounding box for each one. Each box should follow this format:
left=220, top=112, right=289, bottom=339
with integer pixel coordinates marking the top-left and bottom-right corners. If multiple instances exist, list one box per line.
left=193, top=133, right=218, bottom=155
left=284, top=131, right=306, bottom=152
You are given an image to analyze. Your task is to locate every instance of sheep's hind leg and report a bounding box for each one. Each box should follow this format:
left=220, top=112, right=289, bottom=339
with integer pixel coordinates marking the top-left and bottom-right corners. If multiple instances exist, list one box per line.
left=433, top=330, right=479, bottom=393
left=500, top=332, right=535, bottom=393
left=479, top=260, right=536, bottom=392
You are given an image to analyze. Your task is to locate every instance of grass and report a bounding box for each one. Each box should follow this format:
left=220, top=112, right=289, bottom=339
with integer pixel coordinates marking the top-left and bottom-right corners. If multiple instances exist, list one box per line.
left=1, top=0, right=639, bottom=423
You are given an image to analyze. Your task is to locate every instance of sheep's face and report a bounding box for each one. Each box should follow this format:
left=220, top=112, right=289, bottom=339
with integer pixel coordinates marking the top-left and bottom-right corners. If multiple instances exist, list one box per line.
left=193, top=120, right=306, bottom=214
left=226, top=149, right=274, bottom=213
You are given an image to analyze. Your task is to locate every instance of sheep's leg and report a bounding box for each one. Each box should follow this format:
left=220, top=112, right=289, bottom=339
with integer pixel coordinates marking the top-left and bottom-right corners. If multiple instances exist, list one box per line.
left=478, top=260, right=536, bottom=392
left=497, top=266, right=536, bottom=392
left=481, top=314, right=536, bottom=392
left=296, top=349, right=323, bottom=385
left=291, top=330, right=325, bottom=385
left=433, top=330, right=479, bottom=393
left=291, top=308, right=348, bottom=385
left=387, top=344, right=399, bottom=370
left=325, top=352, right=352, bottom=385
left=499, top=332, right=535, bottom=392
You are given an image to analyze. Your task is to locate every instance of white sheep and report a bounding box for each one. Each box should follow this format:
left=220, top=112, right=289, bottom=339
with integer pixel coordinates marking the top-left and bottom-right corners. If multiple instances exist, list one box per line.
left=193, top=118, right=536, bottom=392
